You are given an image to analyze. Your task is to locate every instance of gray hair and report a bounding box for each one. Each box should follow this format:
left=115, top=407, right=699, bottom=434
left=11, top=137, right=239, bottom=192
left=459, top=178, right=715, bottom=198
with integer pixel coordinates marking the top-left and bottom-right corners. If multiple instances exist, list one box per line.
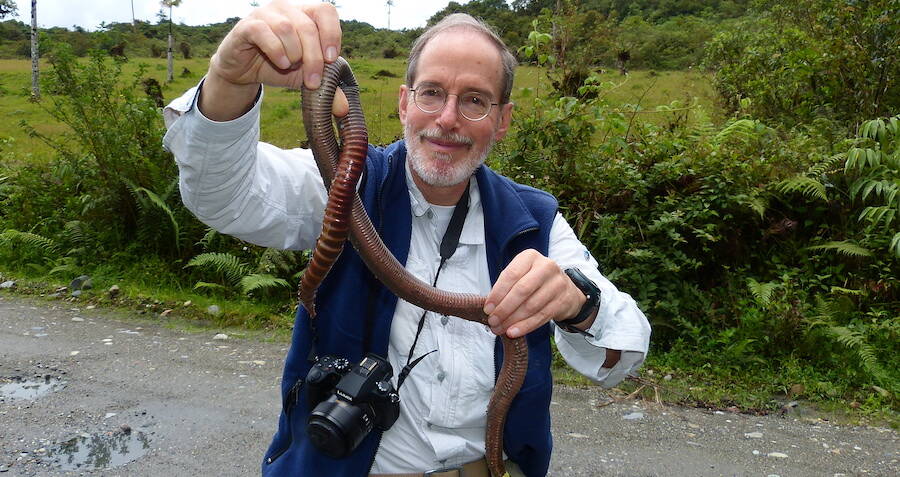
left=405, top=13, right=517, bottom=104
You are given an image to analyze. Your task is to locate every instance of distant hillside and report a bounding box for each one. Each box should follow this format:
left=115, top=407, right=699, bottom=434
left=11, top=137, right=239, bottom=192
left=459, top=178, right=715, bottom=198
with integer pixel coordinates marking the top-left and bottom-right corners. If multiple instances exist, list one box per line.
left=1, top=0, right=753, bottom=70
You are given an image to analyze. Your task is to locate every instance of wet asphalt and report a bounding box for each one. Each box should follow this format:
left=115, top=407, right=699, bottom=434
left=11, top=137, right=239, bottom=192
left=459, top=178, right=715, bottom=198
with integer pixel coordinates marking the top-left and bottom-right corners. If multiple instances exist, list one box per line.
left=0, top=294, right=897, bottom=476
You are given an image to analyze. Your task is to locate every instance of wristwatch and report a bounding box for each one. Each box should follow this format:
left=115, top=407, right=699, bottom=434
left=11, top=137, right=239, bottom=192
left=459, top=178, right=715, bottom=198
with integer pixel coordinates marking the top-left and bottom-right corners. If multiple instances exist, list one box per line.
left=556, top=268, right=600, bottom=337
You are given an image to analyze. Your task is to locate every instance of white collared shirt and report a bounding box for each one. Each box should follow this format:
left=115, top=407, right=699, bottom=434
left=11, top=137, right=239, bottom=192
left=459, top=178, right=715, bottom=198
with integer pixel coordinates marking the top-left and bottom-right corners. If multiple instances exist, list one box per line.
left=163, top=84, right=651, bottom=473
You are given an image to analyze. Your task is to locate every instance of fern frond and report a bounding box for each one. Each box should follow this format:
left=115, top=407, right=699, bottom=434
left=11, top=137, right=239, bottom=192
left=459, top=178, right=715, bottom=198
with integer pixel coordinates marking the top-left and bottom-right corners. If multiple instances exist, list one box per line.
left=776, top=176, right=827, bottom=201
left=829, top=286, right=866, bottom=296
left=746, top=278, right=777, bottom=306
left=826, top=325, right=885, bottom=380
left=239, top=273, right=290, bottom=295
left=193, top=281, right=227, bottom=292
left=62, top=220, right=93, bottom=248
left=736, top=194, right=767, bottom=219
left=185, top=252, right=249, bottom=286
left=806, top=241, right=873, bottom=257
left=890, top=232, right=900, bottom=258
left=0, top=229, right=60, bottom=256
left=197, top=228, right=219, bottom=251
left=256, top=248, right=304, bottom=275
left=807, top=153, right=846, bottom=177
left=715, top=118, right=762, bottom=143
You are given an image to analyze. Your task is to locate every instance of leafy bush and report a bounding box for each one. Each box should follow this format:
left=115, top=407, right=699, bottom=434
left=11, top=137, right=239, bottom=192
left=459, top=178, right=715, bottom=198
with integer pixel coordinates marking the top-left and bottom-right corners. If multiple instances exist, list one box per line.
left=703, top=0, right=900, bottom=127
left=12, top=43, right=203, bottom=257
left=496, top=17, right=898, bottom=404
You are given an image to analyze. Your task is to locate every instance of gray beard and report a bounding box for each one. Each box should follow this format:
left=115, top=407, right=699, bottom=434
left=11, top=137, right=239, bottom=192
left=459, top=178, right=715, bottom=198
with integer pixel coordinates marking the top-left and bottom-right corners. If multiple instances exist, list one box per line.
left=404, top=124, right=495, bottom=188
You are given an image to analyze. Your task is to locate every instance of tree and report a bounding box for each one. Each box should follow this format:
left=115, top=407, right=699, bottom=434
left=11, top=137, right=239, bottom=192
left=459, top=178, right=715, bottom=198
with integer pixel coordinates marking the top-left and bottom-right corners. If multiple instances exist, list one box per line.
left=30, top=0, right=39, bottom=99
left=161, top=0, right=183, bottom=82
left=0, top=0, right=17, bottom=19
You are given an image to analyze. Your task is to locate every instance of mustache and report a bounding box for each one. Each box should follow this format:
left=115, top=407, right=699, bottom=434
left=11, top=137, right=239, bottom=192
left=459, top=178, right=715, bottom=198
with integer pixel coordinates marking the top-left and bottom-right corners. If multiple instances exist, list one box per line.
left=416, top=128, right=474, bottom=146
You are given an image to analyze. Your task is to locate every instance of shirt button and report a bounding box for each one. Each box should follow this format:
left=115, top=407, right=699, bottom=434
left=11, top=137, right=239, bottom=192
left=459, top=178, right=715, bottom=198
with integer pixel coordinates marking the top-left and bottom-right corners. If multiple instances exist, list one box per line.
left=426, top=210, right=434, bottom=219
left=436, top=371, right=446, bottom=382
left=440, top=315, right=449, bottom=326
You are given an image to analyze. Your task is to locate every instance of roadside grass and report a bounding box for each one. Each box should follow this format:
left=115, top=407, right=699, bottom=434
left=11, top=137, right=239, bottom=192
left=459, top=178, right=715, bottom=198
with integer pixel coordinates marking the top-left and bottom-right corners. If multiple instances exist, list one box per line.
left=553, top=355, right=899, bottom=429
left=0, top=260, right=297, bottom=339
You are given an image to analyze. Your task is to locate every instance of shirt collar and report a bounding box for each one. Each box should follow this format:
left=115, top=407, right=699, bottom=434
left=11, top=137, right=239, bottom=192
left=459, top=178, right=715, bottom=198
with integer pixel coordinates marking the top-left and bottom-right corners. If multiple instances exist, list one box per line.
left=404, top=161, right=484, bottom=245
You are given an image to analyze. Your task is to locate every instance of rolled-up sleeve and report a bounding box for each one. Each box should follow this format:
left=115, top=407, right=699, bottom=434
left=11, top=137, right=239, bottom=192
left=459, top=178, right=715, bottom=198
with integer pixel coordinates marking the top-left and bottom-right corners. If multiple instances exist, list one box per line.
left=547, top=213, right=651, bottom=387
left=163, top=81, right=327, bottom=250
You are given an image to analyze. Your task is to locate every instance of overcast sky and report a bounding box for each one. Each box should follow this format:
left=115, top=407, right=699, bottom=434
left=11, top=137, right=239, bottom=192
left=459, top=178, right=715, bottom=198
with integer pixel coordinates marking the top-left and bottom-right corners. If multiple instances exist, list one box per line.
left=7, top=0, right=472, bottom=31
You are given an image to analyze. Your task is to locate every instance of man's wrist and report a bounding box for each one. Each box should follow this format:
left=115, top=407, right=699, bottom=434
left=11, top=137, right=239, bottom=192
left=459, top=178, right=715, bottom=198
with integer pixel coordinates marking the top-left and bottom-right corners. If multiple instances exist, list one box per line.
left=198, top=71, right=261, bottom=122
left=556, top=268, right=600, bottom=337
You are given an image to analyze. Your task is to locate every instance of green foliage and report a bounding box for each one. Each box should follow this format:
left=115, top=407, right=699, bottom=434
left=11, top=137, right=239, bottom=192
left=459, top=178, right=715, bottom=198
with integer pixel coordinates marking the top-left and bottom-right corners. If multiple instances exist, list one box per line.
left=185, top=252, right=291, bottom=297
left=0, top=229, right=60, bottom=258
left=0, top=229, right=67, bottom=275
left=11, top=43, right=203, bottom=257
left=807, top=241, right=873, bottom=258
left=496, top=17, right=899, bottom=409
left=186, top=252, right=249, bottom=286
left=703, top=0, right=900, bottom=127
left=746, top=278, right=777, bottom=307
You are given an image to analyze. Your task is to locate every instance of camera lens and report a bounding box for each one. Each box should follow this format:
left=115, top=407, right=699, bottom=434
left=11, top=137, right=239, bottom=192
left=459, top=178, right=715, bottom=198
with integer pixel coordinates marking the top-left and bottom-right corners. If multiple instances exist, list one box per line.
left=307, top=397, right=373, bottom=458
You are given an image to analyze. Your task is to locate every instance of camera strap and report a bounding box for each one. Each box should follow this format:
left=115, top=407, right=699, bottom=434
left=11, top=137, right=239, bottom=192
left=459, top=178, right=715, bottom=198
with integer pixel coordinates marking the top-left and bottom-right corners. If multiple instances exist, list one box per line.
left=397, top=182, right=471, bottom=390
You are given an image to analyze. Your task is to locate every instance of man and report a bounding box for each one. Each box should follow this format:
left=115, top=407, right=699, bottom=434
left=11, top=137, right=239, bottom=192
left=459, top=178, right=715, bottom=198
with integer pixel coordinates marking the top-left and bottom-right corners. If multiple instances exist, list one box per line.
left=163, top=2, right=650, bottom=476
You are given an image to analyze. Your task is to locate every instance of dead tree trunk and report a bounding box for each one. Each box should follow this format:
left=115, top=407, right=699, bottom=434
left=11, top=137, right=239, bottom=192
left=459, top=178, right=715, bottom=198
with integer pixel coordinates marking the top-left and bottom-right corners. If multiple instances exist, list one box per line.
left=166, top=4, right=174, bottom=82
left=30, top=0, right=39, bottom=99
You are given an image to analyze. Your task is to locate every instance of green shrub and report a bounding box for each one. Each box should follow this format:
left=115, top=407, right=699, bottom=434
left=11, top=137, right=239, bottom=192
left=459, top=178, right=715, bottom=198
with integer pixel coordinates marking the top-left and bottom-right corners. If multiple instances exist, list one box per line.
left=496, top=17, right=898, bottom=405
left=703, top=0, right=900, bottom=127
left=13, top=43, right=203, bottom=257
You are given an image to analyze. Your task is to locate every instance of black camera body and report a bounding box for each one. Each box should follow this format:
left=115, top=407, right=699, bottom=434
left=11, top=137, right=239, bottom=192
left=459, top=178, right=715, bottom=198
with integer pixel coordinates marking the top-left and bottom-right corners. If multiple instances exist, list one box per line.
left=305, top=353, right=400, bottom=459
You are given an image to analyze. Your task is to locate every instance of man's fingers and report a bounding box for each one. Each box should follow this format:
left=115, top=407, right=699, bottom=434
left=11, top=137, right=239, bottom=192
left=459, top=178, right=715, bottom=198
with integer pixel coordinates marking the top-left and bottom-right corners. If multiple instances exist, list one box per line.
left=484, top=250, right=536, bottom=315
left=490, top=280, right=559, bottom=337
left=253, top=9, right=304, bottom=70
left=237, top=18, right=292, bottom=70
left=291, top=12, right=324, bottom=88
left=306, top=2, right=342, bottom=63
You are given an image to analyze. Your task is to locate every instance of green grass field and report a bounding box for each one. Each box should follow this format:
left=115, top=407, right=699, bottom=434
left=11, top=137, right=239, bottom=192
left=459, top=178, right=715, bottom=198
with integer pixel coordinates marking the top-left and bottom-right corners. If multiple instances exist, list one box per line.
left=0, top=57, right=717, bottom=163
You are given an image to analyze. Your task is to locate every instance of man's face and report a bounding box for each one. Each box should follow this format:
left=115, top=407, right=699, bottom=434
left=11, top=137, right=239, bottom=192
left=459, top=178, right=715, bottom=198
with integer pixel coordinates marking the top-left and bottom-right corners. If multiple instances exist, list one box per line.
left=399, top=30, right=513, bottom=190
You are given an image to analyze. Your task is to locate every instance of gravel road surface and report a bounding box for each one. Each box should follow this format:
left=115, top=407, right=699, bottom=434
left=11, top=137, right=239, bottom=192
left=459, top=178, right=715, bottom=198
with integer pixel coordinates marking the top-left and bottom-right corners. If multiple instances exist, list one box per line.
left=1, top=294, right=897, bottom=476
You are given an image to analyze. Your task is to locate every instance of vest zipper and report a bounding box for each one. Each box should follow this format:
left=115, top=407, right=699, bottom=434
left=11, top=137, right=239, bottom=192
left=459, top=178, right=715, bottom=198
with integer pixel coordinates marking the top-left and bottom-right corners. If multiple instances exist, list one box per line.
left=366, top=431, right=385, bottom=474
left=366, top=155, right=390, bottom=473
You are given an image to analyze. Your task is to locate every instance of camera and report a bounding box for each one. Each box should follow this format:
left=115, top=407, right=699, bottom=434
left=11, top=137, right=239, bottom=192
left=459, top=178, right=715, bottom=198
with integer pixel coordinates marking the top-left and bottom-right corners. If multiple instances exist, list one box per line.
left=305, top=353, right=400, bottom=458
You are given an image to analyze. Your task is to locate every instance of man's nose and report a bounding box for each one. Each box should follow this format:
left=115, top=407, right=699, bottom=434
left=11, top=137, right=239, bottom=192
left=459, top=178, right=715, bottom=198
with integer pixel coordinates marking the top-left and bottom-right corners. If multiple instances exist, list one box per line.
left=435, top=95, right=461, bottom=130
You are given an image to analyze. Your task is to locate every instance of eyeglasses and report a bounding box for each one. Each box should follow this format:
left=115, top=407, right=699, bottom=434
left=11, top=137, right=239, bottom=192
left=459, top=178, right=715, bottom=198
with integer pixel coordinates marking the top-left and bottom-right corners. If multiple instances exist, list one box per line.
left=409, top=85, right=499, bottom=122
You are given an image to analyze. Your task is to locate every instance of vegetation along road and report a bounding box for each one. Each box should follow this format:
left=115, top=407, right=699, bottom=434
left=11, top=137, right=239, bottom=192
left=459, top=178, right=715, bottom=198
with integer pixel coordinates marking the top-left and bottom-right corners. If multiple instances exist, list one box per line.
left=1, top=294, right=896, bottom=476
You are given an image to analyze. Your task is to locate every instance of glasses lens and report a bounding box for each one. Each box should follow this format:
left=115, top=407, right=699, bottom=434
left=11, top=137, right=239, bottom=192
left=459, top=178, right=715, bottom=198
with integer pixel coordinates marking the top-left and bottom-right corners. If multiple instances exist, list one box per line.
left=459, top=92, right=491, bottom=121
left=414, top=87, right=445, bottom=113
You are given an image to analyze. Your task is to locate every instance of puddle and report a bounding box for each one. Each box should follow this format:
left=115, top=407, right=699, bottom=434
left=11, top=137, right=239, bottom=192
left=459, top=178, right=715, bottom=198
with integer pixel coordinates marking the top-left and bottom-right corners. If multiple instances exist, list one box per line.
left=0, top=376, right=66, bottom=401
left=46, top=431, right=151, bottom=471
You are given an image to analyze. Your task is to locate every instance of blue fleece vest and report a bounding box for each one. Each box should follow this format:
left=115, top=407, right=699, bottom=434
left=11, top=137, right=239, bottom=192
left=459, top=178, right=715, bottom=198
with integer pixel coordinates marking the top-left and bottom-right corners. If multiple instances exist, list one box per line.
left=262, top=141, right=558, bottom=477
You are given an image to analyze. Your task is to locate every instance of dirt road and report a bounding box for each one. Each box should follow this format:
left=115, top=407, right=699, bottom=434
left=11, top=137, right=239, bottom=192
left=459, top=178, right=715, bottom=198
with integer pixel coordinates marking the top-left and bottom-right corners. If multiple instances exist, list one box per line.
left=1, top=294, right=896, bottom=476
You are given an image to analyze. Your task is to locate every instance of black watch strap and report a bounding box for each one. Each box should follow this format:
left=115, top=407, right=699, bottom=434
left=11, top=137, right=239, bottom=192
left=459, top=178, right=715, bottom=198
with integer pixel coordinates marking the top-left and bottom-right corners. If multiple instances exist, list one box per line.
left=557, top=268, right=600, bottom=337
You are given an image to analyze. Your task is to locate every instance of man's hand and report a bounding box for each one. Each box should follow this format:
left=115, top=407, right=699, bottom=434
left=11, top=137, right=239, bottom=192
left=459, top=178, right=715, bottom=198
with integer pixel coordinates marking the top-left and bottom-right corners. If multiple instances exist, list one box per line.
left=201, top=1, right=348, bottom=121
left=483, top=249, right=591, bottom=339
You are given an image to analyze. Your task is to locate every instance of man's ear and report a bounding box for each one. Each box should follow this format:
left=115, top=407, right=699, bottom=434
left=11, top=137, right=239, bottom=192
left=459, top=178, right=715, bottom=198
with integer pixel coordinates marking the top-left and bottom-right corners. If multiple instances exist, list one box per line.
left=493, top=102, right=514, bottom=142
left=398, top=85, right=409, bottom=125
